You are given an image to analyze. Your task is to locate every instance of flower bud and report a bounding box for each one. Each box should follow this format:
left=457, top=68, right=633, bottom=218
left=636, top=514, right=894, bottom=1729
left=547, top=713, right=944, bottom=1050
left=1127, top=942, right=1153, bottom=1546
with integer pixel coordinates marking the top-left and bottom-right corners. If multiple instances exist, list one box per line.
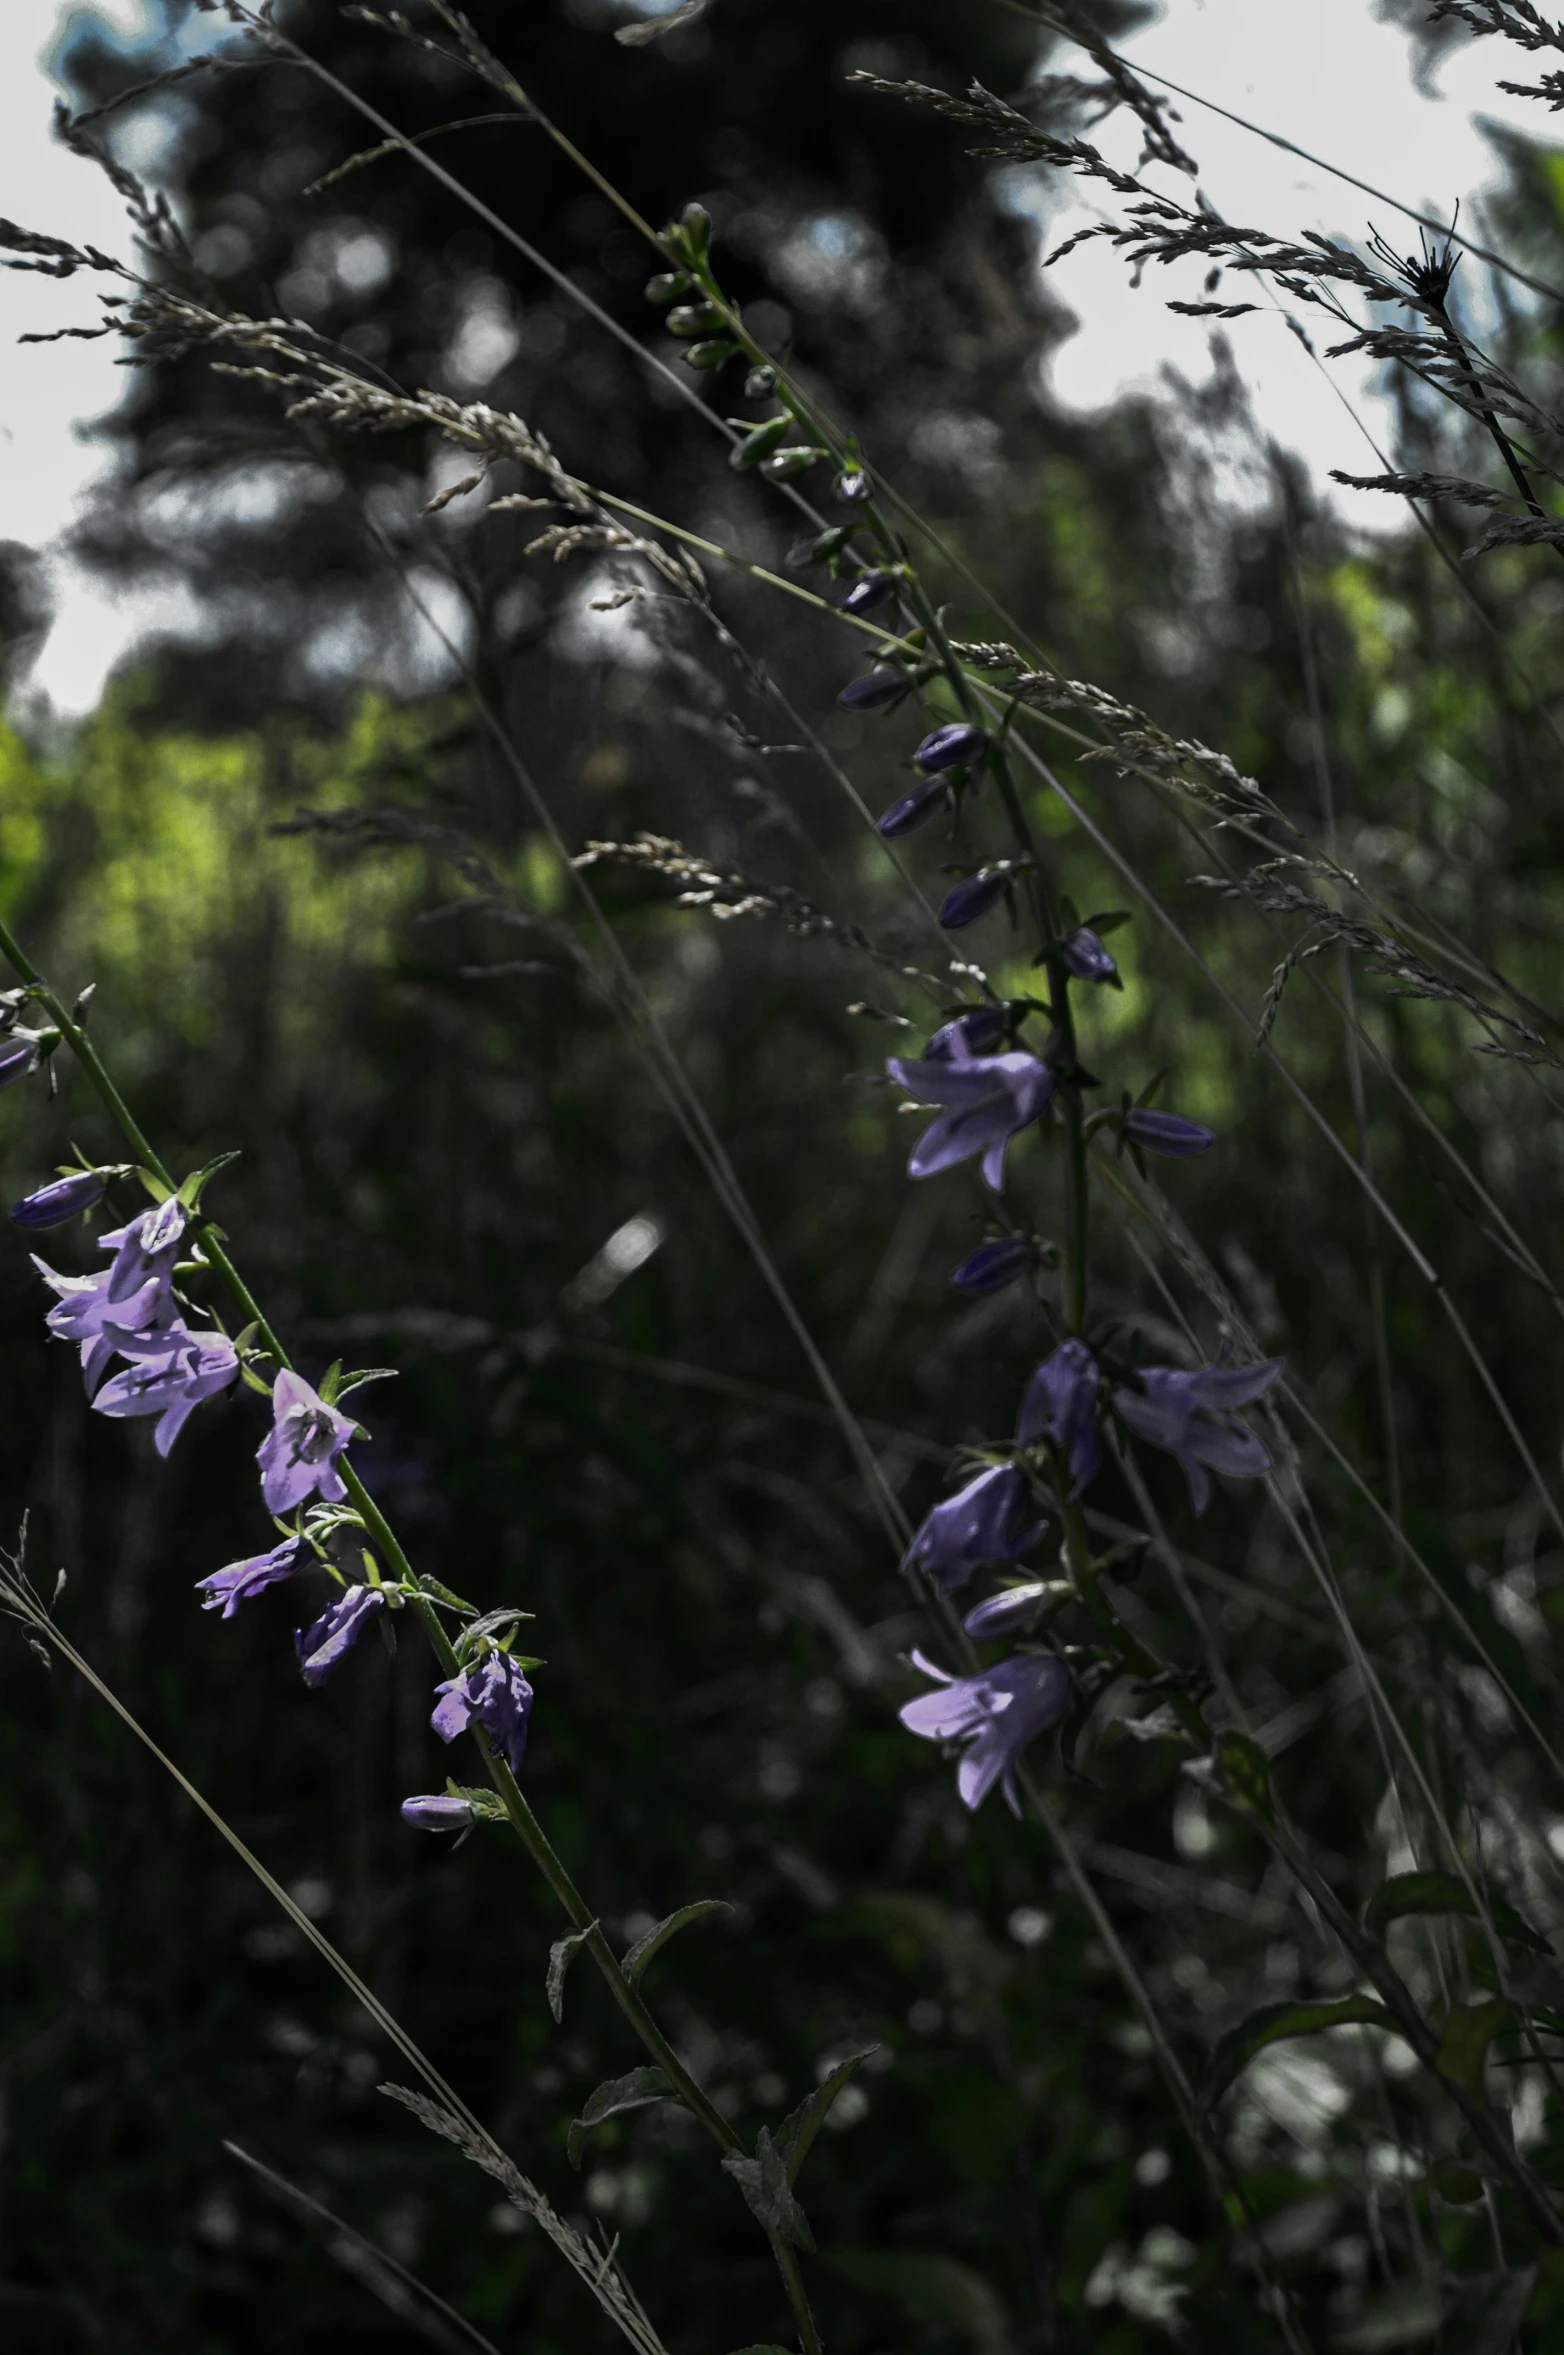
left=915, top=723, right=987, bottom=775
left=834, top=468, right=873, bottom=503
left=1060, top=926, right=1118, bottom=983
left=400, top=1793, right=476, bottom=1834
left=11, top=1169, right=107, bottom=1229
left=728, top=415, right=791, bottom=471
left=761, top=446, right=824, bottom=481
left=938, top=871, right=1007, bottom=930
left=681, top=201, right=712, bottom=257
left=838, top=669, right=909, bottom=712
left=951, top=1237, right=1036, bottom=1295
left=877, top=778, right=947, bottom=838
left=1122, top=1107, right=1215, bottom=1157
left=841, top=570, right=895, bottom=615
left=682, top=340, right=736, bottom=371
left=667, top=303, right=723, bottom=338
left=962, top=1581, right=1053, bottom=1639
left=645, top=271, right=690, bottom=305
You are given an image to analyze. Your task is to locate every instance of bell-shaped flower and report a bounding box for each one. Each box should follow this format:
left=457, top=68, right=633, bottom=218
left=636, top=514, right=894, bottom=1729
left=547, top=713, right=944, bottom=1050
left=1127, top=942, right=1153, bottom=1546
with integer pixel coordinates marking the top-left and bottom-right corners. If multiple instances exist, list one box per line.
left=938, top=871, right=1007, bottom=930
left=11, top=1171, right=107, bottom=1230
left=36, top=1197, right=188, bottom=1392
left=877, top=777, right=947, bottom=838
left=962, top=1581, right=1053, bottom=1640
left=91, top=1321, right=238, bottom=1456
left=914, top=723, right=987, bottom=774
left=1112, top=1358, right=1284, bottom=1514
left=1017, top=1339, right=1101, bottom=1496
left=401, top=1793, right=475, bottom=1833
left=1123, top=1108, right=1214, bottom=1158
left=296, top=1582, right=385, bottom=1686
left=900, top=1649, right=1072, bottom=1813
left=196, top=1535, right=306, bottom=1618
left=431, top=1650, right=534, bottom=1775
left=888, top=1032, right=1054, bottom=1193
left=904, top=1463, right=1043, bottom=1593
left=951, top=1236, right=1037, bottom=1295
left=0, top=1034, right=40, bottom=1092
left=258, top=1369, right=358, bottom=1515
left=1061, top=926, right=1118, bottom=983
left=924, top=1006, right=1010, bottom=1060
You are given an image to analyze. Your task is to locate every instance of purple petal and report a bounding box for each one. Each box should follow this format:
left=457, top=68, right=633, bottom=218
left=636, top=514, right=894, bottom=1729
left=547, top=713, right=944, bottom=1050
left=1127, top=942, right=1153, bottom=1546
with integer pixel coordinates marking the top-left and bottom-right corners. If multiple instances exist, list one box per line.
left=296, top=1584, right=385, bottom=1687
left=400, top=1793, right=475, bottom=1833
left=1123, top=1108, right=1215, bottom=1158
left=963, top=1582, right=1052, bottom=1639
left=430, top=1680, right=475, bottom=1744
left=11, top=1171, right=107, bottom=1229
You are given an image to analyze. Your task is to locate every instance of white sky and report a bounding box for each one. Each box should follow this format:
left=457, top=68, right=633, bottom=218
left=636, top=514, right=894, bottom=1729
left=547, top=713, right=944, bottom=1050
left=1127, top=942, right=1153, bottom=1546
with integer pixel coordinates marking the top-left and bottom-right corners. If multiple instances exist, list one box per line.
left=0, top=0, right=1559, bottom=713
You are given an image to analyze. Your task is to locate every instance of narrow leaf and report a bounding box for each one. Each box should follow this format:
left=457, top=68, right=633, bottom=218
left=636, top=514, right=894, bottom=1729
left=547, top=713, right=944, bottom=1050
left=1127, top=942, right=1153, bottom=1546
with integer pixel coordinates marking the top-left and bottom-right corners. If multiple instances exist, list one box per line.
left=1200, top=1997, right=1394, bottom=2111
left=622, top=1899, right=733, bottom=1988
left=1365, top=1870, right=1549, bottom=1956
left=546, top=1919, right=598, bottom=2026
left=722, top=2127, right=814, bottom=2250
left=775, top=2047, right=881, bottom=2183
left=567, top=2066, right=674, bottom=2169
left=335, top=1366, right=400, bottom=1400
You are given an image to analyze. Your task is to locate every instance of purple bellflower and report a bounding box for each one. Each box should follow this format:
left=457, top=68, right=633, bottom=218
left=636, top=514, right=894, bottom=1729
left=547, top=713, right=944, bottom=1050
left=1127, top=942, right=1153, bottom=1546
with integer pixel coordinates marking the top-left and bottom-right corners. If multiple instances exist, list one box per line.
left=196, top=1536, right=307, bottom=1618
left=401, top=1793, right=475, bottom=1833
left=900, top=1649, right=1072, bottom=1813
left=838, top=669, right=909, bottom=713
left=951, top=1236, right=1037, bottom=1295
left=1123, top=1107, right=1215, bottom=1158
left=1112, top=1358, right=1284, bottom=1514
left=1017, top=1339, right=1101, bottom=1496
left=91, top=1324, right=238, bottom=1456
left=888, top=1032, right=1055, bottom=1193
left=914, top=723, right=987, bottom=774
left=296, top=1582, right=385, bottom=1686
left=925, top=1006, right=1010, bottom=1059
left=905, top=1463, right=1043, bottom=1593
left=0, top=1035, right=39, bottom=1091
left=11, top=1170, right=106, bottom=1229
left=259, top=1369, right=358, bottom=1515
left=962, top=1582, right=1053, bottom=1640
left=841, top=570, right=895, bottom=615
left=431, top=1651, right=535, bottom=1776
left=938, top=871, right=1007, bottom=930
left=35, top=1197, right=188, bottom=1393
left=1061, top=926, right=1118, bottom=983
left=878, top=777, right=948, bottom=838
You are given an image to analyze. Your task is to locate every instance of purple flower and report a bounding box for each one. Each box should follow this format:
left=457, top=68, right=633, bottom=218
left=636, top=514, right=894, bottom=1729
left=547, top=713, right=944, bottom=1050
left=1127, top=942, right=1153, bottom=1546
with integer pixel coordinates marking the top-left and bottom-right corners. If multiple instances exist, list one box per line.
left=878, top=778, right=948, bottom=838
left=952, top=1237, right=1037, bottom=1295
left=888, top=1034, right=1055, bottom=1192
left=842, top=570, right=895, bottom=614
left=296, top=1582, right=385, bottom=1686
left=35, top=1197, right=188, bottom=1392
left=431, top=1651, right=534, bottom=1775
left=838, top=669, right=909, bottom=712
left=258, top=1369, right=357, bottom=1515
left=1061, top=926, right=1118, bottom=983
left=914, top=723, right=986, bottom=774
left=401, top=1793, right=476, bottom=1833
left=1112, top=1358, right=1284, bottom=1514
left=925, top=1006, right=1010, bottom=1060
left=91, top=1323, right=238, bottom=1456
left=938, top=871, right=1007, bottom=930
left=1017, top=1340, right=1101, bottom=1496
left=196, top=1536, right=306, bottom=1618
left=905, top=1463, right=1043, bottom=1593
left=1123, top=1108, right=1215, bottom=1158
left=11, top=1171, right=107, bottom=1229
left=0, top=1035, right=39, bottom=1092
left=962, top=1582, right=1052, bottom=1640
left=900, top=1649, right=1072, bottom=1813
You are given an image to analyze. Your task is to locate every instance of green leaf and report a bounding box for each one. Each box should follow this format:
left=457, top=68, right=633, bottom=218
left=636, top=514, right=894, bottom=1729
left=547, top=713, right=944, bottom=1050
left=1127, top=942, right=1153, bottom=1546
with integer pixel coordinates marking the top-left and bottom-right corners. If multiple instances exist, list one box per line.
left=546, top=1919, right=599, bottom=2026
left=417, top=1576, right=477, bottom=1615
left=1199, top=1996, right=1394, bottom=2111
left=621, top=1899, right=733, bottom=1988
left=1215, top=1730, right=1274, bottom=1822
left=335, top=1366, right=400, bottom=1401
left=566, top=2067, right=674, bottom=2169
left=1364, top=1870, right=1549, bottom=1955
left=722, top=2127, right=814, bottom=2251
left=1083, top=908, right=1132, bottom=937
left=1436, top=1998, right=1511, bottom=2104
left=176, top=1148, right=241, bottom=1210
left=316, top=1359, right=344, bottom=1406
left=774, top=2048, right=882, bottom=2185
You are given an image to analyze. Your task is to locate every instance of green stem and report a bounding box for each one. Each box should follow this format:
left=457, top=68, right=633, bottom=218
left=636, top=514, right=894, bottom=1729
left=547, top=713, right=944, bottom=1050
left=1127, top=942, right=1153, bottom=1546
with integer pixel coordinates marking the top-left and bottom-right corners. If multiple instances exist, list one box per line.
left=0, top=918, right=824, bottom=2355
